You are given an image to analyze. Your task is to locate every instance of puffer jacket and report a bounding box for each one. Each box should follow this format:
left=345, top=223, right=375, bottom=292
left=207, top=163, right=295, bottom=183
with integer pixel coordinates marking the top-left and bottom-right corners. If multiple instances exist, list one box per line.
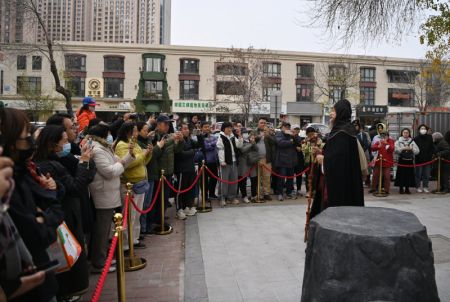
left=275, top=131, right=298, bottom=168
left=414, top=133, right=435, bottom=164
left=174, top=136, right=197, bottom=174
left=89, top=139, right=134, bottom=209
left=147, top=131, right=184, bottom=178
left=371, top=137, right=395, bottom=168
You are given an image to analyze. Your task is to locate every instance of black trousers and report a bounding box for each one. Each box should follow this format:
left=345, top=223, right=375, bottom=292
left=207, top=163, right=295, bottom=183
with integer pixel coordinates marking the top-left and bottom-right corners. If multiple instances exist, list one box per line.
left=176, top=172, right=195, bottom=209
left=150, top=177, right=171, bottom=225
left=294, top=164, right=304, bottom=191
left=205, top=163, right=218, bottom=198
left=238, top=176, right=257, bottom=198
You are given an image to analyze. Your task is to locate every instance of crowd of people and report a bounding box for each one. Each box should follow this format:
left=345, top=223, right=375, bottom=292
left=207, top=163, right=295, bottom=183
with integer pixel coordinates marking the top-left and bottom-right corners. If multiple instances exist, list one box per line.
left=0, top=96, right=449, bottom=301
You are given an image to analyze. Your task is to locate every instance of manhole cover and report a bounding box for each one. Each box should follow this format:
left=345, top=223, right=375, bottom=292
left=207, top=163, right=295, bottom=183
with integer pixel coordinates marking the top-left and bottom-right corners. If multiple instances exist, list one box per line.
left=430, top=234, right=450, bottom=264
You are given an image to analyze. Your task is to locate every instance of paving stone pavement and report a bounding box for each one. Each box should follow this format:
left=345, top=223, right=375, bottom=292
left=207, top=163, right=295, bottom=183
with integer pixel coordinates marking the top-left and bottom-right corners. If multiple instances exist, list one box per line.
left=187, top=191, right=450, bottom=302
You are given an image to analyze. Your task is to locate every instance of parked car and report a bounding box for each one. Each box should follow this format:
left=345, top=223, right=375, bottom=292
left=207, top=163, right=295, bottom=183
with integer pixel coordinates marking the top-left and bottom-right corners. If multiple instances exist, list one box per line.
left=299, top=123, right=330, bottom=138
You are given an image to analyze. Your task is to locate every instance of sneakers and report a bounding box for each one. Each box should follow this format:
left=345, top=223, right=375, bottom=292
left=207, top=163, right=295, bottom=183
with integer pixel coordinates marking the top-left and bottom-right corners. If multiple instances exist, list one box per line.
left=243, top=197, right=251, bottom=203
left=296, top=190, right=304, bottom=197
left=91, top=265, right=116, bottom=274
left=220, top=199, right=227, bottom=207
left=277, top=194, right=284, bottom=202
left=287, top=193, right=296, bottom=199
left=423, top=188, right=430, bottom=193
left=417, top=188, right=423, bottom=193
left=231, top=199, right=240, bottom=205
left=177, top=209, right=187, bottom=220
left=184, top=207, right=197, bottom=216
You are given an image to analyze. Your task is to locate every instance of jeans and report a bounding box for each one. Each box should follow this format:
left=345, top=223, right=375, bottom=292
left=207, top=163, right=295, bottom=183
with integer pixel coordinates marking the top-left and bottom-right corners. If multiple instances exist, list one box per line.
left=140, top=180, right=155, bottom=233
left=275, top=167, right=294, bottom=195
left=415, top=164, right=431, bottom=189
left=219, top=163, right=238, bottom=200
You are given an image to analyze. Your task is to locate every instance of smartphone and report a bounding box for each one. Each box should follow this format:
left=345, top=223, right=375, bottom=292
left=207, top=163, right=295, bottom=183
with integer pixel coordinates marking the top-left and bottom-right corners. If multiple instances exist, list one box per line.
left=161, top=134, right=169, bottom=140
left=87, top=138, right=93, bottom=148
left=20, top=260, right=60, bottom=276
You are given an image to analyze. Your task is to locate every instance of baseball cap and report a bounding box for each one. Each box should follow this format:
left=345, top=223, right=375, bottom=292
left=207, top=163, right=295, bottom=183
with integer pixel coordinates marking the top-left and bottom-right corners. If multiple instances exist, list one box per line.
left=82, top=96, right=98, bottom=107
left=292, top=124, right=300, bottom=130
left=281, top=121, right=291, bottom=127
left=156, top=115, right=174, bottom=123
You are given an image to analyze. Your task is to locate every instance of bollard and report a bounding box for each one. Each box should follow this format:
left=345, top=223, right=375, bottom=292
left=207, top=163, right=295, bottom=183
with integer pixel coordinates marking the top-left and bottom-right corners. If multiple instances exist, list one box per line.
left=304, top=162, right=315, bottom=242
left=373, top=155, right=388, bottom=197
left=124, top=183, right=147, bottom=271
left=113, top=213, right=126, bottom=302
left=433, top=156, right=446, bottom=194
left=155, top=170, right=173, bottom=235
left=198, top=161, right=212, bottom=213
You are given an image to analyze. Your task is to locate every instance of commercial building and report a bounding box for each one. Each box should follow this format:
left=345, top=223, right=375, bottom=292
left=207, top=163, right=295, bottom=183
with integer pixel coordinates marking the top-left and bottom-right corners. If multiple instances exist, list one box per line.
left=0, top=0, right=171, bottom=45
left=1, top=42, right=434, bottom=125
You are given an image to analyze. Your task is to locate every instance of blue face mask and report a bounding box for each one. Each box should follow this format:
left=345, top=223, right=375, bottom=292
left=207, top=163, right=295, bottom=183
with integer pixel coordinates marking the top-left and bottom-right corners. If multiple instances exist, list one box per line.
left=57, top=142, right=71, bottom=158
left=106, top=134, right=114, bottom=145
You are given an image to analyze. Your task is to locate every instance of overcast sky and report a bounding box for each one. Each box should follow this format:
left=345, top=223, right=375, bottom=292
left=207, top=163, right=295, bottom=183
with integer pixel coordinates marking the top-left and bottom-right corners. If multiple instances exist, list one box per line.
left=171, top=0, right=428, bottom=59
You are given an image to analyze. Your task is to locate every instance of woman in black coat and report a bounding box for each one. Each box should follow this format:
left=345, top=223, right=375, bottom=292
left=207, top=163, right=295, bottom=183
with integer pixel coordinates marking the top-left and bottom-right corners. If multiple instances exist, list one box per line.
left=1, top=108, right=64, bottom=301
left=34, top=125, right=96, bottom=301
left=311, top=99, right=364, bottom=218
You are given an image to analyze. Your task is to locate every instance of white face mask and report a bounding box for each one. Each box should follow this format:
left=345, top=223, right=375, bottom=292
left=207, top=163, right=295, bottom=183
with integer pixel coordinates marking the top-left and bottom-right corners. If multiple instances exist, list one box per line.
left=89, top=106, right=95, bottom=112
left=420, top=129, right=427, bottom=135
left=243, top=133, right=249, bottom=140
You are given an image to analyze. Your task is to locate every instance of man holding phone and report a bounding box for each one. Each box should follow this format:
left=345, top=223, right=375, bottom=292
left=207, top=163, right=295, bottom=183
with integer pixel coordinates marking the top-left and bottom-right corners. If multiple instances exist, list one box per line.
left=146, top=115, right=184, bottom=231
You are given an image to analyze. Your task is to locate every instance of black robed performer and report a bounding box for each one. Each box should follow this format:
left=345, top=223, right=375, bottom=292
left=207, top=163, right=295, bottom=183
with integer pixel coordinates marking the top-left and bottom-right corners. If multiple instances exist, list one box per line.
left=310, top=99, right=364, bottom=218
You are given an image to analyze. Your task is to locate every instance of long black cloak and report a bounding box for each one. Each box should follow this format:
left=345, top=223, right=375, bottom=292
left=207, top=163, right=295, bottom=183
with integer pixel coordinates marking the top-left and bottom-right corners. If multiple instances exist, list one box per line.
left=311, top=99, right=364, bottom=217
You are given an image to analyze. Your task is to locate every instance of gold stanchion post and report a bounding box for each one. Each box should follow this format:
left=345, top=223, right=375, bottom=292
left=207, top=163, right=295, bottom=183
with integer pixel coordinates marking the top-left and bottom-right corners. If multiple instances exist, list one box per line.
left=433, top=156, right=446, bottom=194
left=198, top=161, right=212, bottom=213
left=256, top=162, right=261, bottom=202
left=113, top=213, right=126, bottom=302
left=124, top=183, right=147, bottom=271
left=373, top=155, right=388, bottom=197
left=156, top=170, right=173, bottom=235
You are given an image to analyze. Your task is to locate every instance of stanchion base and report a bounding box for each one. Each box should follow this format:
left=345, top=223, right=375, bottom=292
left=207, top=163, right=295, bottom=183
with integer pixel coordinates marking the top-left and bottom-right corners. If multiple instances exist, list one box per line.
left=252, top=199, right=266, bottom=203
left=197, top=206, right=212, bottom=213
left=155, top=224, right=173, bottom=235
left=373, top=191, right=388, bottom=197
left=124, top=256, right=147, bottom=271
left=432, top=191, right=447, bottom=195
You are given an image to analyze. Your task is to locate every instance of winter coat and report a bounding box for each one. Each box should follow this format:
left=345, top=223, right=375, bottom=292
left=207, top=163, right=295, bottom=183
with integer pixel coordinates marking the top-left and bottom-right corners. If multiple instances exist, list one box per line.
left=254, top=129, right=276, bottom=164
left=275, top=131, right=298, bottom=168
left=76, top=109, right=96, bottom=133
left=371, top=137, right=395, bottom=168
left=217, top=132, right=243, bottom=165
left=8, top=165, right=64, bottom=302
left=198, top=133, right=219, bottom=164
left=174, top=136, right=197, bottom=174
left=414, top=133, right=435, bottom=164
left=90, top=139, right=134, bottom=209
left=147, top=131, right=184, bottom=178
left=394, top=137, right=420, bottom=158
left=115, top=140, right=152, bottom=183
left=237, top=140, right=258, bottom=177
left=36, top=156, right=97, bottom=297
left=435, top=138, right=450, bottom=160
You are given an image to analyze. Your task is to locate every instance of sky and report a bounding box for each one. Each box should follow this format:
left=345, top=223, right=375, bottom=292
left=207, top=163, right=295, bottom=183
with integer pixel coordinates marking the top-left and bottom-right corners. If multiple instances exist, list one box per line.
left=171, top=0, right=429, bottom=59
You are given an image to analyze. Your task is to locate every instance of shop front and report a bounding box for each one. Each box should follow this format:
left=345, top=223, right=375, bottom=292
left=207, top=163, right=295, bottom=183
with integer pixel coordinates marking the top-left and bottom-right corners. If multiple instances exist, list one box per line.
left=356, top=105, right=388, bottom=128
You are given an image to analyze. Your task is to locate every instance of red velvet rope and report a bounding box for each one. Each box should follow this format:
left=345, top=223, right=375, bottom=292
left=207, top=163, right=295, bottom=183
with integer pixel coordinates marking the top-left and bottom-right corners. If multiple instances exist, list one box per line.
left=91, top=196, right=129, bottom=302
left=260, top=164, right=310, bottom=179
left=164, top=167, right=203, bottom=193
left=129, top=180, right=162, bottom=215
left=205, top=165, right=256, bottom=184
left=442, top=158, right=450, bottom=164
left=382, top=158, right=437, bottom=168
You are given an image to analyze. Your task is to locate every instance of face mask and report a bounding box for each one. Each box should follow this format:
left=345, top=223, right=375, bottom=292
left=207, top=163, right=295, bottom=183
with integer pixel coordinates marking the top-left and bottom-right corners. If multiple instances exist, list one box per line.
left=243, top=133, right=249, bottom=140
left=106, top=134, right=114, bottom=144
left=15, top=136, right=36, bottom=164
left=420, top=129, right=427, bottom=135
left=57, top=142, right=71, bottom=158
left=88, top=106, right=95, bottom=112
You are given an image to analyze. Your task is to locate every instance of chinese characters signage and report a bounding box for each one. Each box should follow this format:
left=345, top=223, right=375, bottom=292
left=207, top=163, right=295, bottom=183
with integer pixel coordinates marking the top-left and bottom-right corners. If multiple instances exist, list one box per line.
left=357, top=105, right=387, bottom=117
left=173, top=101, right=213, bottom=113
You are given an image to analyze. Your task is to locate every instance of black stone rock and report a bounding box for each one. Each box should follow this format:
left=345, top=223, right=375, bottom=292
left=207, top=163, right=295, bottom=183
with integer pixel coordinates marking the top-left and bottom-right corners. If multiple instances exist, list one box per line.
left=301, top=207, right=440, bottom=302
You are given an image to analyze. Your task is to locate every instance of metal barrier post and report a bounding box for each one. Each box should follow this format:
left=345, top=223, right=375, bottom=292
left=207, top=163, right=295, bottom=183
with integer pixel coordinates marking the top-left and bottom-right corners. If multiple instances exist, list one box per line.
left=198, top=161, right=212, bottom=213
left=113, top=213, right=126, bottom=302
left=373, top=156, right=388, bottom=197
left=433, top=156, right=446, bottom=194
left=155, top=170, right=173, bottom=235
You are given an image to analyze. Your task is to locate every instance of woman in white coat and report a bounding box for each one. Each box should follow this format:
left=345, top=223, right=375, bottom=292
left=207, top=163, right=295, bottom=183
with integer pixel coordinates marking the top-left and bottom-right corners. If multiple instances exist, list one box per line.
left=87, top=123, right=134, bottom=273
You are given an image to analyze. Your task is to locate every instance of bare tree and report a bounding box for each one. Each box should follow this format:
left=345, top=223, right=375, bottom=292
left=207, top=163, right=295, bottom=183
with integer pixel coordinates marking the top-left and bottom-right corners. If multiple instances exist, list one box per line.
left=210, top=47, right=276, bottom=124
left=11, top=0, right=73, bottom=115
left=313, top=59, right=360, bottom=106
left=309, top=0, right=449, bottom=56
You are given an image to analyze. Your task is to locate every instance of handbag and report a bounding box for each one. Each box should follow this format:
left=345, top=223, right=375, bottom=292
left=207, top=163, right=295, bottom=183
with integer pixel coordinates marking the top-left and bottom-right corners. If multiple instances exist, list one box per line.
left=132, top=180, right=150, bottom=194
left=356, top=139, right=368, bottom=177
left=400, top=142, right=414, bottom=161
left=46, top=222, right=82, bottom=273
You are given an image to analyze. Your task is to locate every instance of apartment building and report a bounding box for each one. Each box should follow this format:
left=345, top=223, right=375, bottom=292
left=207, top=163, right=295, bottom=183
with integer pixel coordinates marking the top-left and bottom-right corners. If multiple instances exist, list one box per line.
left=0, top=42, right=427, bottom=125
left=0, top=0, right=171, bottom=45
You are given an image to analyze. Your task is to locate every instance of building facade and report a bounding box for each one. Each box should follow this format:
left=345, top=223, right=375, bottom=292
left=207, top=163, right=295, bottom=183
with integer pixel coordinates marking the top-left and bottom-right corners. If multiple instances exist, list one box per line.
left=0, top=0, right=171, bottom=45
left=1, top=42, right=432, bottom=125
